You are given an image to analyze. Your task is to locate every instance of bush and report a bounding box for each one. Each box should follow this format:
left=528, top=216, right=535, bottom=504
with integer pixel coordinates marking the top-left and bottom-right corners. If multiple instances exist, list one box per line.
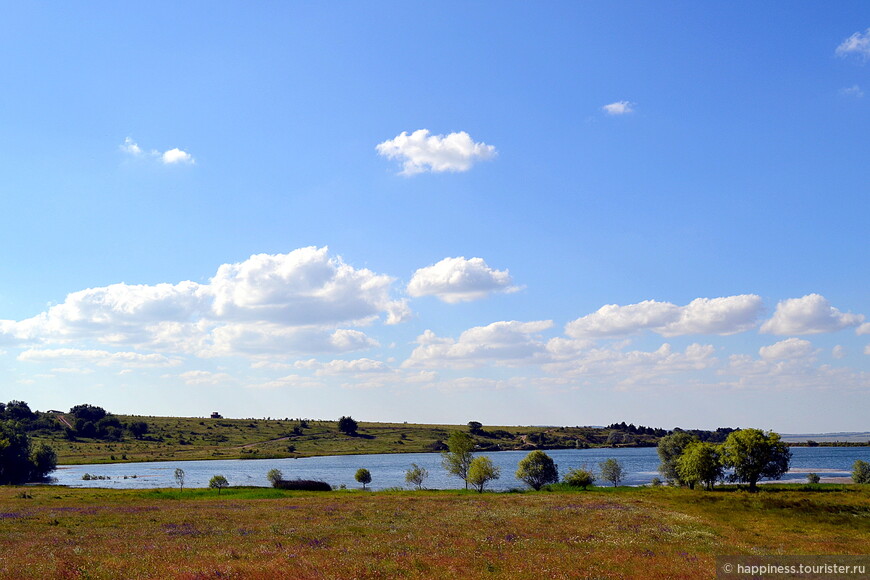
left=516, top=450, right=559, bottom=491
left=853, top=460, right=870, bottom=484
left=563, top=467, right=595, bottom=490
left=405, top=463, right=429, bottom=490
left=273, top=479, right=332, bottom=491
left=355, top=468, right=372, bottom=489
left=599, top=458, right=625, bottom=487
left=267, top=468, right=283, bottom=487
left=806, top=473, right=821, bottom=484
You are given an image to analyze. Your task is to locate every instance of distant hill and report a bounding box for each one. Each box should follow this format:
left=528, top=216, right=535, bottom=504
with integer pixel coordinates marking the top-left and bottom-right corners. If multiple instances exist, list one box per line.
left=781, top=432, right=870, bottom=444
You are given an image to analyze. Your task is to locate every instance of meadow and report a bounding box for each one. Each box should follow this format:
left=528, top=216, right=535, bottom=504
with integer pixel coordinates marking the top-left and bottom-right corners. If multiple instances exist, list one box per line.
left=34, top=416, right=658, bottom=465
left=1, top=484, right=868, bottom=579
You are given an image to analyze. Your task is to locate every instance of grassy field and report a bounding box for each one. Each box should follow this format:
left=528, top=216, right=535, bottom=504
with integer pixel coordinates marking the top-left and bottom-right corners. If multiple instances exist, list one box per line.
left=1, top=484, right=868, bottom=579
left=34, top=415, right=655, bottom=465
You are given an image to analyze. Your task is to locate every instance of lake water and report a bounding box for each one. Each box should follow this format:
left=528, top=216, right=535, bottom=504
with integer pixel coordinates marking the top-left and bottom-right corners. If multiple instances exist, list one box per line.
left=48, top=446, right=870, bottom=491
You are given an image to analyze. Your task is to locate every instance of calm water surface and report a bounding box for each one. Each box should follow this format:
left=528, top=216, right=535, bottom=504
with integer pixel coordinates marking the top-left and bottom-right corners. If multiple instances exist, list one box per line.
left=49, top=446, right=870, bottom=490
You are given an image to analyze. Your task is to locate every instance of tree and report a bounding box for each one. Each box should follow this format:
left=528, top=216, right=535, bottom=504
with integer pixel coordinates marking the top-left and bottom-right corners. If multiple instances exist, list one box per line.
left=267, top=468, right=283, bottom=487
left=516, top=450, right=559, bottom=491
left=599, top=458, right=625, bottom=487
left=657, top=431, right=698, bottom=486
left=128, top=421, right=149, bottom=439
left=563, top=467, right=595, bottom=490
left=69, top=404, right=108, bottom=423
left=174, top=468, right=185, bottom=491
left=806, top=473, right=821, bottom=484
left=467, top=421, right=483, bottom=435
left=0, top=421, right=56, bottom=484
left=467, top=456, right=500, bottom=493
left=209, top=475, right=229, bottom=494
left=442, top=431, right=475, bottom=490
left=853, top=460, right=870, bottom=484
left=676, top=442, right=723, bottom=491
left=3, top=401, right=34, bottom=422
left=338, top=416, right=358, bottom=436
left=355, top=468, right=372, bottom=489
left=405, top=463, right=429, bottom=490
left=720, top=429, right=791, bottom=492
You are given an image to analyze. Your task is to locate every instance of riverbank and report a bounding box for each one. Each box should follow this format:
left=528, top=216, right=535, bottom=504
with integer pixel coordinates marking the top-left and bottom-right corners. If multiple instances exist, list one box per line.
left=2, top=484, right=868, bottom=579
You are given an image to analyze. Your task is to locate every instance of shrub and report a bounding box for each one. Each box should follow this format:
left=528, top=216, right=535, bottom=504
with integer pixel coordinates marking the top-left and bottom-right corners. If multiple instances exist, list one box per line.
left=516, top=450, right=559, bottom=491
left=599, top=458, right=625, bottom=487
left=355, top=468, right=372, bottom=489
left=806, top=473, right=821, bottom=484
left=273, top=479, right=332, bottom=491
left=338, top=416, right=358, bottom=436
left=267, top=468, right=283, bottom=487
left=563, top=467, right=595, bottom=490
left=209, top=475, right=229, bottom=494
left=405, top=463, right=429, bottom=490
left=467, top=456, right=500, bottom=493
left=853, top=460, right=870, bottom=484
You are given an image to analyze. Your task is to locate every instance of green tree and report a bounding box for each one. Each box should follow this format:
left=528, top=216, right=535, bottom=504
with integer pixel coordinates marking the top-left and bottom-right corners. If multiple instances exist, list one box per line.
left=516, top=450, right=559, bottom=491
left=806, top=473, right=821, bottom=484
left=720, top=429, right=791, bottom=492
left=467, top=421, right=483, bottom=435
left=355, top=468, right=372, bottom=489
left=338, top=416, right=358, bottom=436
left=267, top=468, right=283, bottom=487
left=599, top=458, right=625, bottom=487
left=209, top=475, right=229, bottom=494
left=441, top=431, right=475, bottom=490
left=467, top=456, right=500, bottom=493
left=0, top=421, right=56, bottom=484
left=852, top=460, right=870, bottom=484
left=676, top=441, right=723, bottom=491
left=174, top=468, right=185, bottom=491
left=563, top=467, right=596, bottom=489
left=657, top=431, right=698, bottom=486
left=404, top=463, right=429, bottom=490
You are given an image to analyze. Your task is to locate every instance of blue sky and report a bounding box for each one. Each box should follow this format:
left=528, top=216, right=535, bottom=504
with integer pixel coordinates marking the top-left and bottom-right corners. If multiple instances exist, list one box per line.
left=1, top=2, right=868, bottom=431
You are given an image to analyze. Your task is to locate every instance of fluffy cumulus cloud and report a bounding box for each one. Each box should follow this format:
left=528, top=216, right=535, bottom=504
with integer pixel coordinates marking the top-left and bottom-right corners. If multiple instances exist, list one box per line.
left=837, top=28, right=870, bottom=59
left=760, top=294, right=864, bottom=335
left=602, top=101, right=635, bottom=115
left=758, top=338, right=817, bottom=361
left=376, top=129, right=496, bottom=176
left=0, top=247, right=404, bottom=359
left=565, top=295, right=763, bottom=338
left=857, top=323, right=870, bottom=336
left=407, top=257, right=517, bottom=303
left=121, top=137, right=195, bottom=165
left=403, top=320, right=553, bottom=369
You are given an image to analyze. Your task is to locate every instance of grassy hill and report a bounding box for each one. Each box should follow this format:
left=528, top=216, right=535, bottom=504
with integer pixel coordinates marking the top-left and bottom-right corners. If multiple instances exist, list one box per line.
left=32, top=415, right=661, bottom=465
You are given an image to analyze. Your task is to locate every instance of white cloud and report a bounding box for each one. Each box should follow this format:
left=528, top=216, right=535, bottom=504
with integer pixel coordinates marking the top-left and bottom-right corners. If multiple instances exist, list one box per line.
left=161, top=148, right=194, bottom=165
left=0, top=247, right=404, bottom=359
left=543, top=342, right=717, bottom=389
left=179, top=370, right=232, bottom=385
left=565, top=295, right=763, bottom=338
left=407, top=257, right=517, bottom=303
left=602, top=101, right=635, bottom=115
left=760, top=294, right=864, bottom=335
left=121, top=137, right=195, bottom=165
left=759, top=338, right=816, bottom=360
left=295, top=357, right=391, bottom=376
left=840, top=85, right=865, bottom=98
left=832, top=345, right=846, bottom=359
left=865, top=345, right=870, bottom=356
left=376, top=129, right=496, bottom=176
left=403, top=320, right=553, bottom=369
left=857, top=323, right=870, bottom=335
left=18, top=348, right=180, bottom=367
left=836, top=28, right=870, bottom=60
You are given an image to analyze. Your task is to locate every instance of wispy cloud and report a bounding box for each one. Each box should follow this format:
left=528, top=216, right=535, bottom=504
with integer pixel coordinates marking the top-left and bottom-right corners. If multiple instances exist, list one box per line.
left=376, top=129, right=496, bottom=175
left=840, top=85, right=864, bottom=98
left=121, top=137, right=195, bottom=165
left=836, top=28, right=870, bottom=60
left=602, top=101, right=635, bottom=115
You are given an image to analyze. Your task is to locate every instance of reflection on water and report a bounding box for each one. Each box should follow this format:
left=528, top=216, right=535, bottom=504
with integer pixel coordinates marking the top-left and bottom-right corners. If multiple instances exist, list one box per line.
left=49, top=446, right=870, bottom=491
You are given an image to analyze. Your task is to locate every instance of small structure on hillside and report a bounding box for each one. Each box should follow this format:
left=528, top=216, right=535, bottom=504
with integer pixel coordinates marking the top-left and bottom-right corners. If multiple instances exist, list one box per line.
left=210, top=411, right=222, bottom=419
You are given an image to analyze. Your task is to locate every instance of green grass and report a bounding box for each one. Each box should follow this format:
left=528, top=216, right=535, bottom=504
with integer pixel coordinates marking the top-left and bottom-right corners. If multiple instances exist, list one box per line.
left=1, top=484, right=868, bottom=579
left=33, top=416, right=658, bottom=465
